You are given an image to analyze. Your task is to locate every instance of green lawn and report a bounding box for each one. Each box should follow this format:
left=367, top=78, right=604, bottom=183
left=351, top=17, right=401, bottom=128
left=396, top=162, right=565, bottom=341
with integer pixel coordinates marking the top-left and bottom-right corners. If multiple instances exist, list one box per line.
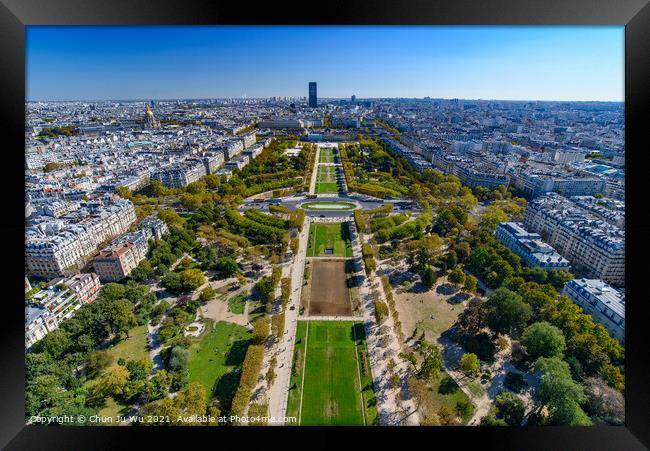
left=409, top=372, right=475, bottom=424
left=187, top=321, right=251, bottom=410
left=287, top=321, right=376, bottom=426
left=286, top=321, right=308, bottom=423
left=103, top=324, right=149, bottom=364
left=316, top=183, right=340, bottom=193
left=97, top=397, right=131, bottom=424
left=318, top=148, right=337, bottom=163
left=300, top=201, right=357, bottom=211
left=316, top=166, right=342, bottom=194
left=85, top=325, right=150, bottom=422
left=227, top=294, right=247, bottom=314
left=306, top=222, right=353, bottom=257
left=466, top=380, right=486, bottom=398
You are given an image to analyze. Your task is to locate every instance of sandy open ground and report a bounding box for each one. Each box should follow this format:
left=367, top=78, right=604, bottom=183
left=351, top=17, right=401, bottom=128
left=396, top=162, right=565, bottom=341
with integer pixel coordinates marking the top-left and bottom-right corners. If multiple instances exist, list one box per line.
left=309, top=259, right=352, bottom=316
left=392, top=276, right=470, bottom=342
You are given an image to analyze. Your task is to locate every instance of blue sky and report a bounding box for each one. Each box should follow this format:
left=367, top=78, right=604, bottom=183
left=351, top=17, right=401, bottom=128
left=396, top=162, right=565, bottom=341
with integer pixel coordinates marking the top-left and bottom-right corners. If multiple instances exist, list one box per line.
left=26, top=26, right=624, bottom=101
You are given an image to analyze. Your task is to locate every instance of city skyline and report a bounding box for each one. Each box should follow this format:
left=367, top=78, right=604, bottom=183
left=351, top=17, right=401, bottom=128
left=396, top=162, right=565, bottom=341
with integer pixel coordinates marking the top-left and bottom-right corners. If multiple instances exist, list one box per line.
left=27, top=26, right=624, bottom=102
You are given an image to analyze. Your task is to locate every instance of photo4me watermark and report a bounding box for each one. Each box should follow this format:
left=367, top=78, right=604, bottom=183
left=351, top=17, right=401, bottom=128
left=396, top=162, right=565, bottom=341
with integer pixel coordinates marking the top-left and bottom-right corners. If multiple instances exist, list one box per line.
left=29, top=414, right=298, bottom=425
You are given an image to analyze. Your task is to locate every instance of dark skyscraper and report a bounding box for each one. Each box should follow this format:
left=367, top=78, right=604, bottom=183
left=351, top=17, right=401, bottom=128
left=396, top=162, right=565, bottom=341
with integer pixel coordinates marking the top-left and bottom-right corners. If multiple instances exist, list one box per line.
left=308, top=82, right=317, bottom=107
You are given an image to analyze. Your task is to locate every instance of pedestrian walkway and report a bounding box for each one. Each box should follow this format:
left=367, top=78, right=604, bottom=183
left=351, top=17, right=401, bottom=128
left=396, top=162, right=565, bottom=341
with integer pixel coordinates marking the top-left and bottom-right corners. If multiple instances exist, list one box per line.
left=348, top=219, right=420, bottom=426
left=297, top=315, right=360, bottom=322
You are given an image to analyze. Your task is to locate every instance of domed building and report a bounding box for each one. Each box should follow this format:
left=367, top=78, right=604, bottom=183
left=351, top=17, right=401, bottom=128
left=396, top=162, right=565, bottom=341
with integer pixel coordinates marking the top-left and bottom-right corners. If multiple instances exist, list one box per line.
left=143, top=104, right=160, bottom=129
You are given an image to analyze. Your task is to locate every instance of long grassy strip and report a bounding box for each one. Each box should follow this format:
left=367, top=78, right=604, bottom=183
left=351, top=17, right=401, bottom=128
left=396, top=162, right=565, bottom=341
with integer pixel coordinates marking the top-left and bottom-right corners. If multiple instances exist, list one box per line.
left=351, top=324, right=367, bottom=426
left=297, top=320, right=310, bottom=425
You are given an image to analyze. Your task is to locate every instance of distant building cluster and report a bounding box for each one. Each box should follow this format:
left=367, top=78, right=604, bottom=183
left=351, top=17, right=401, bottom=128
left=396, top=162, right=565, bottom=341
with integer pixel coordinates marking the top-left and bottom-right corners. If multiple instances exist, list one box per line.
left=375, top=99, right=622, bottom=201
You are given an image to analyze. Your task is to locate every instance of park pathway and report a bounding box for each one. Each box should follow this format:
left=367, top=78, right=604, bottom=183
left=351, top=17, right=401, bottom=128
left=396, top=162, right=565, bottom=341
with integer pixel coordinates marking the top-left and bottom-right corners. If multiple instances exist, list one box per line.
left=348, top=219, right=420, bottom=426
left=266, top=216, right=311, bottom=424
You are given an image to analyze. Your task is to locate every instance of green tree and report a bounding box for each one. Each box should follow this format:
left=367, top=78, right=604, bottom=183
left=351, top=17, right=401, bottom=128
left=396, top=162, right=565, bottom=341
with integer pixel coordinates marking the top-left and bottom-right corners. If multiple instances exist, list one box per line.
left=484, top=288, right=532, bottom=337
left=126, top=358, right=153, bottom=381
left=251, top=316, right=270, bottom=345
left=421, top=266, right=437, bottom=288
left=479, top=205, right=509, bottom=232
left=599, top=363, right=625, bottom=391
left=115, top=186, right=132, bottom=199
left=419, top=342, right=443, bottom=381
left=204, top=174, right=221, bottom=189
left=130, top=260, right=153, bottom=282
left=521, top=321, right=566, bottom=360
left=96, top=365, right=130, bottom=397
left=534, top=357, right=592, bottom=426
left=180, top=268, right=206, bottom=292
left=459, top=353, right=481, bottom=377
left=158, top=208, right=185, bottom=227
left=146, top=370, right=173, bottom=400
left=32, top=329, right=70, bottom=359
left=480, top=414, right=507, bottom=426
left=101, top=282, right=126, bottom=301
left=199, top=286, right=216, bottom=303
left=186, top=181, right=206, bottom=194
left=168, top=346, right=190, bottom=372
left=463, top=274, right=478, bottom=292
left=214, top=257, right=239, bottom=278
left=448, top=267, right=466, bottom=286
left=407, top=248, right=432, bottom=274
left=457, top=297, right=483, bottom=336
left=105, top=299, right=137, bottom=339
left=494, top=392, right=525, bottom=425
left=546, top=270, right=574, bottom=289
left=85, top=351, right=113, bottom=378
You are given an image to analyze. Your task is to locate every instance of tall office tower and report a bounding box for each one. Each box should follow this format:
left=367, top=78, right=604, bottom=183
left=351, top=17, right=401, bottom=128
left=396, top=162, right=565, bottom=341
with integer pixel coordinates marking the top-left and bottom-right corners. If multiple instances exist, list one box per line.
left=308, top=82, right=317, bottom=107
left=351, top=94, right=356, bottom=104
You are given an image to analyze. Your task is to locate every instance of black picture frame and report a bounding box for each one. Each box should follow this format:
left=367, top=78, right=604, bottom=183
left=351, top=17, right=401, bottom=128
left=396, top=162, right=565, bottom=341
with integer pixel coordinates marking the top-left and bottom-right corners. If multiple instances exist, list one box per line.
left=1, top=0, right=648, bottom=449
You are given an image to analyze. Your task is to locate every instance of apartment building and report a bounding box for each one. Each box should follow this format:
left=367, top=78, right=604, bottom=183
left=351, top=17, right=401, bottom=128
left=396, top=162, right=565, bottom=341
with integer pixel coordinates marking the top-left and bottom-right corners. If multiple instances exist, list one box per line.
left=239, top=132, right=257, bottom=149
left=563, top=279, right=625, bottom=344
left=495, top=222, right=570, bottom=270
left=60, top=272, right=101, bottom=305
left=454, top=162, right=509, bottom=189
left=93, top=242, right=140, bottom=282
left=150, top=161, right=207, bottom=188
left=139, top=215, right=169, bottom=241
left=524, top=193, right=624, bottom=286
left=25, top=272, right=102, bottom=348
left=25, top=196, right=137, bottom=278
left=382, top=138, right=432, bottom=171
left=523, top=172, right=606, bottom=198
left=225, top=154, right=250, bottom=170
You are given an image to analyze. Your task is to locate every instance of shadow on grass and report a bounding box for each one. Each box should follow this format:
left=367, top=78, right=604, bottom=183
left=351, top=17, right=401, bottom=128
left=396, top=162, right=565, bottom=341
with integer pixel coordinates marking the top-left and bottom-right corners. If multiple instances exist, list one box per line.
left=212, top=370, right=241, bottom=413
left=352, top=322, right=367, bottom=344
left=438, top=374, right=460, bottom=395
left=224, top=338, right=251, bottom=366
